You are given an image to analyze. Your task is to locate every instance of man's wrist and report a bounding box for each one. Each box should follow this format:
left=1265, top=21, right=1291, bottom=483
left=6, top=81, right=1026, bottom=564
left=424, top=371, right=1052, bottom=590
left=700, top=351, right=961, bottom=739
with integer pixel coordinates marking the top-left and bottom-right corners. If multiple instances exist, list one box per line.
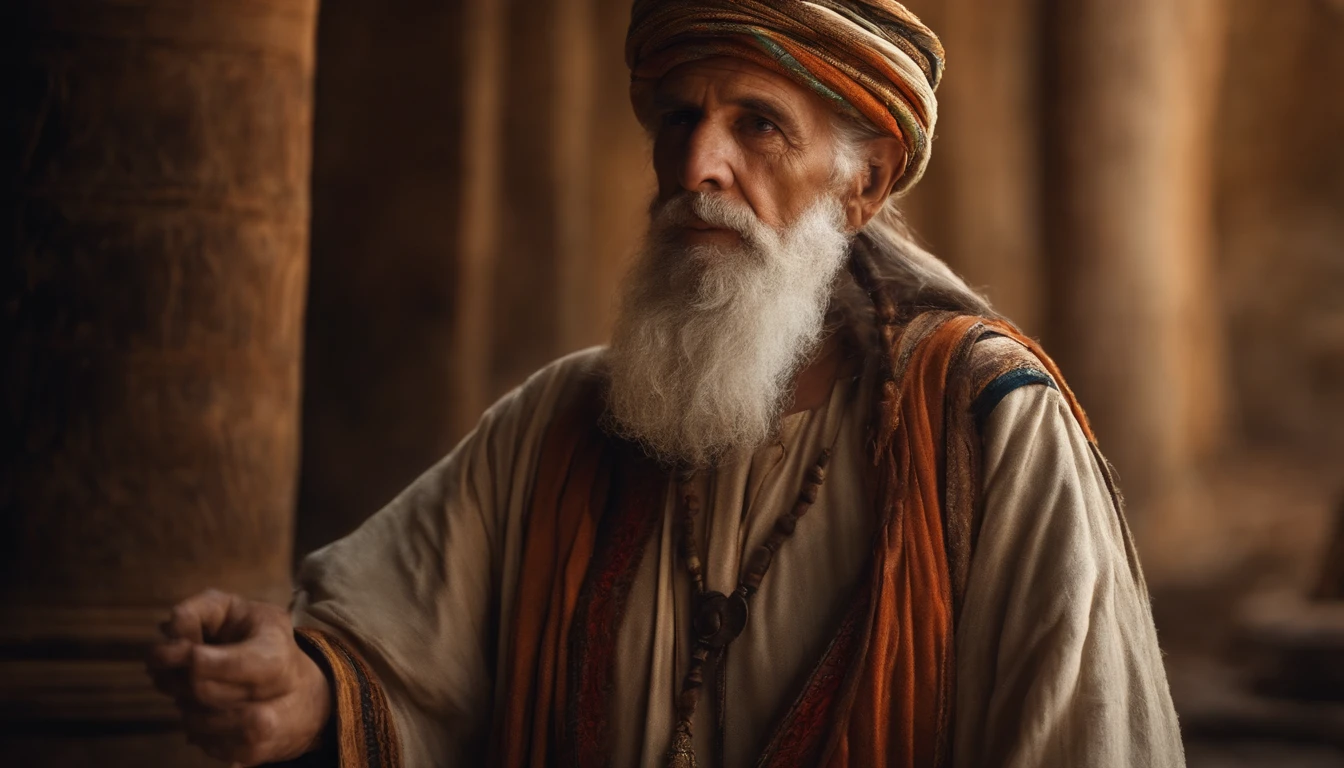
left=300, top=652, right=336, bottom=755
left=290, top=630, right=338, bottom=761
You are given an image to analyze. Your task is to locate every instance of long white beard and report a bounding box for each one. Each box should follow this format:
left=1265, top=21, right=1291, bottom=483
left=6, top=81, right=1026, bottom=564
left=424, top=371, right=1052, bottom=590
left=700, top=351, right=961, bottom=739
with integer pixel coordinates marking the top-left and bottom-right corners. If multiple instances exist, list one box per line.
left=605, top=191, right=851, bottom=467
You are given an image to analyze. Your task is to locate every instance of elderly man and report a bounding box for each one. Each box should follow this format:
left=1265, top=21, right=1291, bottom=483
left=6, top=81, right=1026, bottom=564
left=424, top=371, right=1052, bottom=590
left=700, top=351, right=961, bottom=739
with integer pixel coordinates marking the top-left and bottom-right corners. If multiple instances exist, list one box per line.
left=147, top=1, right=1184, bottom=766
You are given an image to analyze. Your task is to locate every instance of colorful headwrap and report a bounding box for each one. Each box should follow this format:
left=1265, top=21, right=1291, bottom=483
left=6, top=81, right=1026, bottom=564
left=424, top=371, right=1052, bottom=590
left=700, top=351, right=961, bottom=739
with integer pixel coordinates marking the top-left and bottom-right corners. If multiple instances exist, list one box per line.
left=626, top=0, right=945, bottom=196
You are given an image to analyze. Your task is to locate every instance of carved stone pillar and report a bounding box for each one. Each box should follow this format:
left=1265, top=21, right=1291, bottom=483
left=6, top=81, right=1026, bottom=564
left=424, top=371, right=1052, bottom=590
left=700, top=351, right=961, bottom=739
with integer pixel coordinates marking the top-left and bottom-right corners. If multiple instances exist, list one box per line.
left=0, top=1, right=317, bottom=764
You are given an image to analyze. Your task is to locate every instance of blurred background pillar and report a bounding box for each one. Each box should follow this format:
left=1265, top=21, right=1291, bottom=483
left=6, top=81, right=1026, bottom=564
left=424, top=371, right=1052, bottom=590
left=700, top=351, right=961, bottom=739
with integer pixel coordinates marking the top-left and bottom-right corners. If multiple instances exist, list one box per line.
left=489, top=0, right=652, bottom=394
left=1044, top=0, right=1229, bottom=509
left=296, top=0, right=650, bottom=554
left=0, top=1, right=317, bottom=764
left=1217, top=0, right=1344, bottom=458
left=295, top=0, right=469, bottom=553
left=901, top=0, right=1047, bottom=334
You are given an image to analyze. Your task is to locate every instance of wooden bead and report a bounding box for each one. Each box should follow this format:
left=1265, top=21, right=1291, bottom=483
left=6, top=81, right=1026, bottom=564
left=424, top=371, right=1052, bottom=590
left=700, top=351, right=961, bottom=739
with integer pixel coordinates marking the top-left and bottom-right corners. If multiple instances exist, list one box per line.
left=746, top=545, right=773, bottom=577
left=775, top=514, right=797, bottom=536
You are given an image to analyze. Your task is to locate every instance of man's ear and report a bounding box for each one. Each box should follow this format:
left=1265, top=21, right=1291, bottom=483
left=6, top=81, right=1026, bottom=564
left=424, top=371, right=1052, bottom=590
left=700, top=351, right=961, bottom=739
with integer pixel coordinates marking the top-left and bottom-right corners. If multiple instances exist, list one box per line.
left=844, top=137, right=907, bottom=231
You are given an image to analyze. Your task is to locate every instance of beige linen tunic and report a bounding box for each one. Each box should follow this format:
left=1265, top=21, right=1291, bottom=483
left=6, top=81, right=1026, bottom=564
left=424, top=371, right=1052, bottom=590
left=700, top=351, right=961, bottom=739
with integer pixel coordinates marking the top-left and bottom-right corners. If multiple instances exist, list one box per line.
left=292, top=346, right=1185, bottom=768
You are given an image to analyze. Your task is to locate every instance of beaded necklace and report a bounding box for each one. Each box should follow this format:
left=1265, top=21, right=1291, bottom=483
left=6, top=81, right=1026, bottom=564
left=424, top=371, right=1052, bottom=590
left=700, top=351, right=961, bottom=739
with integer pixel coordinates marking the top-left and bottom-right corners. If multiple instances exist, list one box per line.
left=664, top=445, right=836, bottom=768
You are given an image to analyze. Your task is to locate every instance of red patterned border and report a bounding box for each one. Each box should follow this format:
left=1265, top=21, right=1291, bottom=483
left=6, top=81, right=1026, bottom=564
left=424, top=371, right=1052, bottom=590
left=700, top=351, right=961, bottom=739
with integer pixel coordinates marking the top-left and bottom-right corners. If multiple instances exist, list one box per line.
left=757, top=583, right=871, bottom=768
left=561, top=441, right=666, bottom=768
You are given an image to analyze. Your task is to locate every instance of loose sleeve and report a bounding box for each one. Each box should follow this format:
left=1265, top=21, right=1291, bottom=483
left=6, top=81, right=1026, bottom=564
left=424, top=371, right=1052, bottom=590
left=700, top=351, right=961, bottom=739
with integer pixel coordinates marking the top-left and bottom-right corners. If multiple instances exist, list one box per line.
left=286, top=349, right=603, bottom=767
left=951, top=384, right=1186, bottom=768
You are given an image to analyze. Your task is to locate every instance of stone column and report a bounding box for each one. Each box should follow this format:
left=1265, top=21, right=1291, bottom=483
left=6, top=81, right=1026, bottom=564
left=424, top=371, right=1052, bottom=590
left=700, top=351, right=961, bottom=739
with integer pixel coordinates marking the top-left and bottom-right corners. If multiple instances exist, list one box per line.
left=0, top=1, right=317, bottom=764
left=1044, top=0, right=1228, bottom=507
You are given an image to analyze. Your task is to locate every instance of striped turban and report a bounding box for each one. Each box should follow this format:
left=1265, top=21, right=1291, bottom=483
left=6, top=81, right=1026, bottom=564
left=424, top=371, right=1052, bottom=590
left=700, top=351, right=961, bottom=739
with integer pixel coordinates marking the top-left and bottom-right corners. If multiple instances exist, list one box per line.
left=626, top=0, right=945, bottom=196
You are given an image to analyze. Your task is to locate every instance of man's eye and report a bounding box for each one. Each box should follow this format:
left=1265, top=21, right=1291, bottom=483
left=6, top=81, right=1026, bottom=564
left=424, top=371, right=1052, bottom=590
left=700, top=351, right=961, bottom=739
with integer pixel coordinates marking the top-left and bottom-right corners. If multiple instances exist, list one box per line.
left=751, top=118, right=779, bottom=134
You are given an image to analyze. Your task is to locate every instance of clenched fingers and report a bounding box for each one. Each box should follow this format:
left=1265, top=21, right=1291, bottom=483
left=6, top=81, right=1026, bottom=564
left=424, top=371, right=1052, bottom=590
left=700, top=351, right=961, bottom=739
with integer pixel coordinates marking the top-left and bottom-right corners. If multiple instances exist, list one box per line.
left=148, top=630, right=292, bottom=705
left=146, top=638, right=193, bottom=671
left=162, top=590, right=251, bottom=644
left=190, top=628, right=293, bottom=698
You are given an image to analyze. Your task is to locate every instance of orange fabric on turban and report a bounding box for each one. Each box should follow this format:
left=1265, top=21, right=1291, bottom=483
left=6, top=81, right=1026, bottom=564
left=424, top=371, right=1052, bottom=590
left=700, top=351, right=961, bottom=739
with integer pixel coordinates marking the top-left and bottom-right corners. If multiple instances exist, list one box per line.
left=626, top=0, right=945, bottom=196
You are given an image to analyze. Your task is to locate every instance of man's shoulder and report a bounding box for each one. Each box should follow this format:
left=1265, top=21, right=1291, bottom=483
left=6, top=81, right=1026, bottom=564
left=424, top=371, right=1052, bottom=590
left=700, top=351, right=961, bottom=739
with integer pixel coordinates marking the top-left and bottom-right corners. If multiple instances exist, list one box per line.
left=482, top=346, right=610, bottom=431
left=521, top=346, right=609, bottom=393
left=900, top=309, right=1060, bottom=429
left=962, top=333, right=1057, bottom=432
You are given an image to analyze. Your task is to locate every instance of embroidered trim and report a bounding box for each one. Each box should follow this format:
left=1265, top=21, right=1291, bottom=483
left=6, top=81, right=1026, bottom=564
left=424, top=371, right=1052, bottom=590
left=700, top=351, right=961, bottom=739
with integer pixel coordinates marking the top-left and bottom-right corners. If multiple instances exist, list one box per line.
left=756, top=584, right=872, bottom=768
left=294, top=627, right=401, bottom=768
left=563, top=443, right=665, bottom=768
left=971, top=367, right=1056, bottom=431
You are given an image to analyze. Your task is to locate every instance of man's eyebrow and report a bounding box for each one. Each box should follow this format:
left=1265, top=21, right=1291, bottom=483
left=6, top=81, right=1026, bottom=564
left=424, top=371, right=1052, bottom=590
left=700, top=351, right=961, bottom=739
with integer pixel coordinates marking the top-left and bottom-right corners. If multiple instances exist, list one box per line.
left=648, top=92, right=803, bottom=132
left=652, top=93, right=698, bottom=112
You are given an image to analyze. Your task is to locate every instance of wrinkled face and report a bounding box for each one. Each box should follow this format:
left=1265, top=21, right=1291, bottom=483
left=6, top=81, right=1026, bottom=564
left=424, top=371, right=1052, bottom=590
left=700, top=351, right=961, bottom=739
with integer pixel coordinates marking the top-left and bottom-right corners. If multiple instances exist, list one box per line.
left=606, top=57, right=861, bottom=467
left=650, top=56, right=851, bottom=246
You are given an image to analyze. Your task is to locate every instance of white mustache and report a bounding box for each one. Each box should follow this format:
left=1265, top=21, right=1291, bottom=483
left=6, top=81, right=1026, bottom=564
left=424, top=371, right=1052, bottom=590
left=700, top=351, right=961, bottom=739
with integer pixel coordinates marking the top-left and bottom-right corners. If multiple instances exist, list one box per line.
left=652, top=193, right=774, bottom=248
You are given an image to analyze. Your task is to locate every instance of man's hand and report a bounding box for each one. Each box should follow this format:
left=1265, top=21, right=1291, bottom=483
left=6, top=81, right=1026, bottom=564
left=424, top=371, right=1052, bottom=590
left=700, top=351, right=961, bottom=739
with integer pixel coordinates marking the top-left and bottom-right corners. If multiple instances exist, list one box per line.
left=146, top=590, right=332, bottom=766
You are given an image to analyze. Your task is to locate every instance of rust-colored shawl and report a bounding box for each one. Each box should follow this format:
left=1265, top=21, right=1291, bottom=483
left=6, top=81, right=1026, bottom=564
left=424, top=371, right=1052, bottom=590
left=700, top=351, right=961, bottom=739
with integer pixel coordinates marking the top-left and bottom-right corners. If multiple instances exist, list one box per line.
left=817, top=312, right=1093, bottom=768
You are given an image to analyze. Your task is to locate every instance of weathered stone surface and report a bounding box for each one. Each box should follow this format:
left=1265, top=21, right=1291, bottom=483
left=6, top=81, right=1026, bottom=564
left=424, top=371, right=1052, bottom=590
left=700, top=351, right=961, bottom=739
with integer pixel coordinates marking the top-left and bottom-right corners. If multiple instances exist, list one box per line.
left=0, top=0, right=317, bottom=763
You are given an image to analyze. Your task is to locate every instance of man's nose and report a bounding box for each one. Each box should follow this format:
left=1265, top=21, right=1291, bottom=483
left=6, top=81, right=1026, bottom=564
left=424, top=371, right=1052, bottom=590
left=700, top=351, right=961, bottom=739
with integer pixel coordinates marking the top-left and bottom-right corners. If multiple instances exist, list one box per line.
left=678, top=121, right=734, bottom=193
